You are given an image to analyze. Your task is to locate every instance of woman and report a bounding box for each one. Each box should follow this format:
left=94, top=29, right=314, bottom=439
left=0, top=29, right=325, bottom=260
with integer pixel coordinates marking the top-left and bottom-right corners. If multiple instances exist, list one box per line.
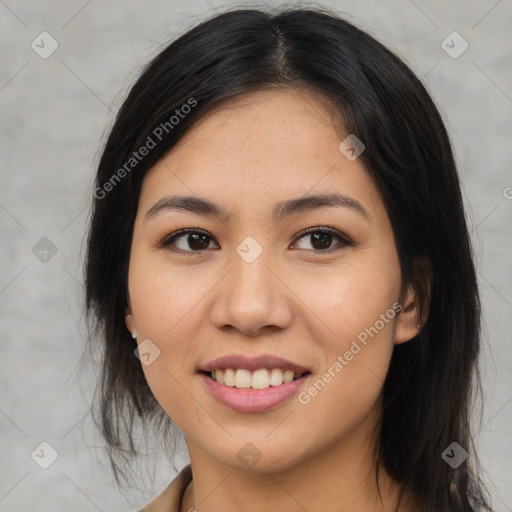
left=85, top=7, right=492, bottom=511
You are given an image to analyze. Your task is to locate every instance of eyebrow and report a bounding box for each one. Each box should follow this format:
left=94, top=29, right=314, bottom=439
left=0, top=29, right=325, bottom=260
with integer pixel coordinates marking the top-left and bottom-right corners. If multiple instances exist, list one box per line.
left=144, top=192, right=370, bottom=224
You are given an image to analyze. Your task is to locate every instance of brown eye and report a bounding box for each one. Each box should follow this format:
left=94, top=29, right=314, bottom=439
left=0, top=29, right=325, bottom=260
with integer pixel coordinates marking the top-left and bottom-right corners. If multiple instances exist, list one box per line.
left=310, top=232, right=332, bottom=250
left=292, top=226, right=351, bottom=252
left=185, top=232, right=211, bottom=250
left=160, top=229, right=217, bottom=253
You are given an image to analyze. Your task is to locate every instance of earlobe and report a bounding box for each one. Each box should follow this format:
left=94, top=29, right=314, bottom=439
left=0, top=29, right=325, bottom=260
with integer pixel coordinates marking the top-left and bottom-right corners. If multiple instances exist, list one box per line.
left=394, top=322, right=422, bottom=345
left=125, top=308, right=135, bottom=336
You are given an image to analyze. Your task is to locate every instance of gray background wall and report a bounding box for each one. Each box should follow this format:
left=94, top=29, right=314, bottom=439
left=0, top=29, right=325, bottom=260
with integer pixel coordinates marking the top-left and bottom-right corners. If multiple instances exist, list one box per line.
left=1, top=0, right=511, bottom=511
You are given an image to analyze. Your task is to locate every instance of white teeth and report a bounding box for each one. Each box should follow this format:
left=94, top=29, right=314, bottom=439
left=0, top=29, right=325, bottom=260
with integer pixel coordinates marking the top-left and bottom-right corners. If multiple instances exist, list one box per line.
left=210, top=368, right=305, bottom=389
left=283, top=370, right=294, bottom=383
left=269, top=368, right=283, bottom=386
left=251, top=369, right=270, bottom=389
left=223, top=368, right=236, bottom=387
left=234, top=369, right=252, bottom=388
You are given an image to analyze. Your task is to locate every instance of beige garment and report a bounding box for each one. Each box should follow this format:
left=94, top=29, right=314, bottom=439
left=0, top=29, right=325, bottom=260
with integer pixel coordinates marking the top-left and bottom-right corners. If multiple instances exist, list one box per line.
left=138, top=464, right=192, bottom=512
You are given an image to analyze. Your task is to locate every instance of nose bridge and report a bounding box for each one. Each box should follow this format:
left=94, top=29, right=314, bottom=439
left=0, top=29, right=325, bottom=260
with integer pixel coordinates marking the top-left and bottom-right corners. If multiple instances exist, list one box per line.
left=230, top=238, right=275, bottom=307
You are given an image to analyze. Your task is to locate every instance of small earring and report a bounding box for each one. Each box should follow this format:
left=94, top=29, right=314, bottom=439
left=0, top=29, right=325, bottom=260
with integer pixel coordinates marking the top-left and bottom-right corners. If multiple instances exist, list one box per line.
left=132, top=332, right=137, bottom=339
left=417, top=324, right=421, bottom=330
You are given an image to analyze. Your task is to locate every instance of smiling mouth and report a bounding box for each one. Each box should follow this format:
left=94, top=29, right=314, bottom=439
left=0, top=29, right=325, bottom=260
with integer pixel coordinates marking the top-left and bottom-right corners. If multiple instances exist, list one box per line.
left=200, top=368, right=310, bottom=390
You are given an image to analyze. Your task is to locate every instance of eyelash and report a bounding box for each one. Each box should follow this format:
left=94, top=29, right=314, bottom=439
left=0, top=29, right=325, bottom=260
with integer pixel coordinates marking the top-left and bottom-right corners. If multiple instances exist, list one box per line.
left=157, top=225, right=353, bottom=255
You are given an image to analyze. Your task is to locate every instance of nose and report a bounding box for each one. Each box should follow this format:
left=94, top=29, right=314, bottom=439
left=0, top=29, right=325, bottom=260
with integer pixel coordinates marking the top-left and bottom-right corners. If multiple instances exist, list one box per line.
left=210, top=251, right=293, bottom=337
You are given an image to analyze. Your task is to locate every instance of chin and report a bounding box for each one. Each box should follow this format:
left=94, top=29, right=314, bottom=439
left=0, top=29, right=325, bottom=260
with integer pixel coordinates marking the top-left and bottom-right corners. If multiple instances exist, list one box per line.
left=212, top=440, right=308, bottom=475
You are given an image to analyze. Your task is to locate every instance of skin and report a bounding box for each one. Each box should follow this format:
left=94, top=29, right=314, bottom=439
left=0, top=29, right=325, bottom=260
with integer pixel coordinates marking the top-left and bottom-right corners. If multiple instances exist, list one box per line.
left=125, top=87, right=426, bottom=512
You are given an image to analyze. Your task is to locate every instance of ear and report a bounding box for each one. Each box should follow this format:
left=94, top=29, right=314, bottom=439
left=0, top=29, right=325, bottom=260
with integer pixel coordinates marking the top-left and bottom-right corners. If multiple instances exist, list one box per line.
left=125, top=306, right=136, bottom=335
left=395, top=256, right=432, bottom=345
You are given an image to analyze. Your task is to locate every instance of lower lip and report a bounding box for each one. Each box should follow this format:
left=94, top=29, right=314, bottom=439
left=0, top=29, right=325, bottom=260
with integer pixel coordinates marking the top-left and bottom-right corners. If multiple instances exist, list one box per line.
left=199, top=373, right=310, bottom=413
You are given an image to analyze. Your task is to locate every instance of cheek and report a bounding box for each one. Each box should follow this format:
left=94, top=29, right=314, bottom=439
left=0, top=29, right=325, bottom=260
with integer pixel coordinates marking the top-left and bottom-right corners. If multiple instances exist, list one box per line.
left=127, top=258, right=207, bottom=414
left=292, top=256, right=400, bottom=351
left=129, top=256, right=209, bottom=352
left=292, top=261, right=399, bottom=417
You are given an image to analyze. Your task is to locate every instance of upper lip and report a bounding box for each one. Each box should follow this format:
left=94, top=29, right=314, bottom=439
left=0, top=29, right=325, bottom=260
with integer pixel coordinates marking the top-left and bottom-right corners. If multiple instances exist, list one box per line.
left=201, top=354, right=310, bottom=373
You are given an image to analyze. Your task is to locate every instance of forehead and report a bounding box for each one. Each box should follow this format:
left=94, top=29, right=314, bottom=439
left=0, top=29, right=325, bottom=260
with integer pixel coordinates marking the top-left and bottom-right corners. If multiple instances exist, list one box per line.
left=138, top=88, right=382, bottom=224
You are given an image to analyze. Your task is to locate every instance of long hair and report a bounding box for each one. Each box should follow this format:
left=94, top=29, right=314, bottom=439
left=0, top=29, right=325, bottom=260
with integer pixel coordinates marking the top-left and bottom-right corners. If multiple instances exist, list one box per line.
left=84, top=7, right=491, bottom=511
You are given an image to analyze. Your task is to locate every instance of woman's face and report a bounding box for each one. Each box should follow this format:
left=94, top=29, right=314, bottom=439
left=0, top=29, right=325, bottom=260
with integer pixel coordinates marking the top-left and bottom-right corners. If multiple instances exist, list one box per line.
left=125, top=87, right=419, bottom=473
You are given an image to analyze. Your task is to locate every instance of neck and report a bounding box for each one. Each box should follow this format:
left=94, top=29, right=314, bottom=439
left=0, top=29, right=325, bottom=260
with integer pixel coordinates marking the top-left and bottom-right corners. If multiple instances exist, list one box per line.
left=181, top=417, right=410, bottom=512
